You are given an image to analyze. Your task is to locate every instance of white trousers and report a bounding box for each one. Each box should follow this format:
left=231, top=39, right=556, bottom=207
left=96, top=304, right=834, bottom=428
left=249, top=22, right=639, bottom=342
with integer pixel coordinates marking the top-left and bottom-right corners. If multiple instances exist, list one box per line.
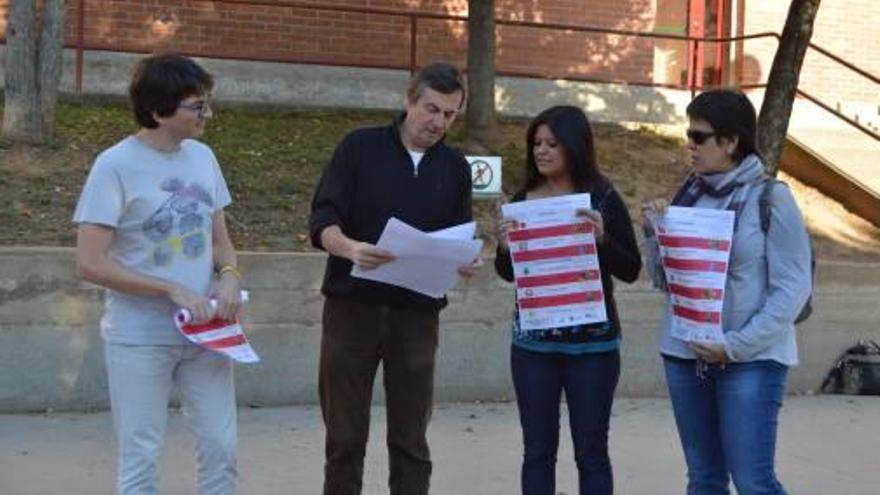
left=105, top=342, right=238, bottom=495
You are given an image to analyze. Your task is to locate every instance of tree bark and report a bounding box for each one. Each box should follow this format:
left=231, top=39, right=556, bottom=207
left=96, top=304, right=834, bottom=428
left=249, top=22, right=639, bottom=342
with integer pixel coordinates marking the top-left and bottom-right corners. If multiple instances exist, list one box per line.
left=39, top=0, right=67, bottom=141
left=464, top=0, right=498, bottom=152
left=2, top=0, right=66, bottom=143
left=756, top=0, right=822, bottom=176
left=3, top=0, right=41, bottom=142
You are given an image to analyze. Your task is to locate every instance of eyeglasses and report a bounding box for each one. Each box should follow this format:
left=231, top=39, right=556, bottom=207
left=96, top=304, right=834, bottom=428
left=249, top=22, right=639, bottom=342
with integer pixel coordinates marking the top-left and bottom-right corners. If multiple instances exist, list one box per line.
left=178, top=99, right=211, bottom=119
left=686, top=129, right=716, bottom=145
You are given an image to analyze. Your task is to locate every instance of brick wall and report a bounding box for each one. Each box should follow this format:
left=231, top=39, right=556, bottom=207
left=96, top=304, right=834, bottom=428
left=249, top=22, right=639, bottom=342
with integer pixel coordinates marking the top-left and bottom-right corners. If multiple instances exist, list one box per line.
left=0, top=1, right=874, bottom=111
left=742, top=0, right=879, bottom=109
left=0, top=0, right=657, bottom=84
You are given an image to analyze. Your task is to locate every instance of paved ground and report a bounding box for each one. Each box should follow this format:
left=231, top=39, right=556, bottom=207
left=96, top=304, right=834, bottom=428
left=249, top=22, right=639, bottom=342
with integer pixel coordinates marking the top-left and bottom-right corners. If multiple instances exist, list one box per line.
left=1, top=396, right=877, bottom=494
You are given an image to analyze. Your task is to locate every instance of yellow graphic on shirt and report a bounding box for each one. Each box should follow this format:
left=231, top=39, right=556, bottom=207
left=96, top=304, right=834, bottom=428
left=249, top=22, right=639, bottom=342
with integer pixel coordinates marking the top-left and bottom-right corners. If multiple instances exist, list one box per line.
left=143, top=178, right=214, bottom=267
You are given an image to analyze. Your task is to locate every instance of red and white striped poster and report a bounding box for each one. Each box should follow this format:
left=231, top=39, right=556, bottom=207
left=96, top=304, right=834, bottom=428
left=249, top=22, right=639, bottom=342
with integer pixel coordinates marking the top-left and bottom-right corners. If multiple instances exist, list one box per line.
left=655, top=206, right=735, bottom=343
left=174, top=292, right=260, bottom=363
left=502, top=194, right=607, bottom=331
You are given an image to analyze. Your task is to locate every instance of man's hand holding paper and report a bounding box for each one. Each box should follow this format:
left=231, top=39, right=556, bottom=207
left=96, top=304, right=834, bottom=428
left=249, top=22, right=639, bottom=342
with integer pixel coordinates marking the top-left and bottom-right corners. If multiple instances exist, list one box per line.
left=347, top=241, right=397, bottom=271
left=350, top=218, right=483, bottom=297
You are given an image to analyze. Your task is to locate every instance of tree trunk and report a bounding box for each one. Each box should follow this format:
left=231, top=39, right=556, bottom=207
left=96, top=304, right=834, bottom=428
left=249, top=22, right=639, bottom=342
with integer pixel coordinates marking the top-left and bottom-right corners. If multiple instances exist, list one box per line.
left=464, top=0, right=498, bottom=152
left=2, top=0, right=66, bottom=143
left=3, top=0, right=41, bottom=142
left=39, top=0, right=67, bottom=141
left=756, top=0, right=822, bottom=176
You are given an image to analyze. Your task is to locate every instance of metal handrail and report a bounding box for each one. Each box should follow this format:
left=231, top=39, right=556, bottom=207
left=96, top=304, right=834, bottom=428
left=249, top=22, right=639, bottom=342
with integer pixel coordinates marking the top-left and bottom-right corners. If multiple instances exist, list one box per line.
left=796, top=88, right=879, bottom=141
left=0, top=0, right=875, bottom=141
left=807, top=42, right=880, bottom=85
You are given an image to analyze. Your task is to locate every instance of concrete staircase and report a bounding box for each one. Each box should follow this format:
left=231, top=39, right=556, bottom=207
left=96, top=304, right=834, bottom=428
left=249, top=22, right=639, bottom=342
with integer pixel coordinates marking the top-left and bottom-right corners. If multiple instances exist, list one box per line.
left=781, top=135, right=880, bottom=228
left=757, top=92, right=880, bottom=228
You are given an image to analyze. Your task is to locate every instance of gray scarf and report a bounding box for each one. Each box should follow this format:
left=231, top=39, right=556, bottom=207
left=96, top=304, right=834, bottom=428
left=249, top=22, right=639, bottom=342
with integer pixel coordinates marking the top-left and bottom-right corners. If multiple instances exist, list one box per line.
left=671, top=154, right=767, bottom=227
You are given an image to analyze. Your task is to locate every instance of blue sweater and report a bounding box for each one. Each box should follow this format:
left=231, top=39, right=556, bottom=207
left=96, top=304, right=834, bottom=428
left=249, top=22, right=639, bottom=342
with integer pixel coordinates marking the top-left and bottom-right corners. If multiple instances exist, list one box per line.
left=644, top=171, right=812, bottom=366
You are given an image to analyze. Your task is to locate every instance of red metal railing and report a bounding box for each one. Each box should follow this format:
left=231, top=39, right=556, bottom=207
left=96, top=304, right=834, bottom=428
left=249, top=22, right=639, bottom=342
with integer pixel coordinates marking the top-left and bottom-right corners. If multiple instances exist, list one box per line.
left=1, top=0, right=876, bottom=141
left=59, top=1, right=780, bottom=90
left=75, top=0, right=85, bottom=94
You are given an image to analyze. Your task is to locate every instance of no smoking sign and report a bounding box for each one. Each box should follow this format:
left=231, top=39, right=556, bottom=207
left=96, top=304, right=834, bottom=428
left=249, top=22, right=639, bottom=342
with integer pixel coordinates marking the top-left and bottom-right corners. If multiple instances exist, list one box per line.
left=466, top=155, right=502, bottom=199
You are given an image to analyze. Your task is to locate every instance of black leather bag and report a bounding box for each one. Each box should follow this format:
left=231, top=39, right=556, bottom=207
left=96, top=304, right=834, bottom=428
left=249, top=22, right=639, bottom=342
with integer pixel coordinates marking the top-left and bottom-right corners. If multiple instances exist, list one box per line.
left=820, top=340, right=880, bottom=395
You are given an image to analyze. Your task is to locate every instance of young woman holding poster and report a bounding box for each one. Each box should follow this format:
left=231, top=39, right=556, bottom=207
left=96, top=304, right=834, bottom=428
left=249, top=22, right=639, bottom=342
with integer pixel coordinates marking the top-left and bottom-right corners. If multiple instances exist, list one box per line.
left=642, top=89, right=811, bottom=495
left=494, top=105, right=642, bottom=495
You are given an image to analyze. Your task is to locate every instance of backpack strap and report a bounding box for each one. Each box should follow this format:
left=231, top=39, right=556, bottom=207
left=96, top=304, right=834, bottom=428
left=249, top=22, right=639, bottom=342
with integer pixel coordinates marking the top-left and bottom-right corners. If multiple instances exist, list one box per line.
left=760, top=178, right=816, bottom=324
left=592, top=180, right=614, bottom=211
left=820, top=357, right=844, bottom=393
left=758, top=178, right=780, bottom=233
left=591, top=180, right=615, bottom=225
left=864, top=340, right=880, bottom=354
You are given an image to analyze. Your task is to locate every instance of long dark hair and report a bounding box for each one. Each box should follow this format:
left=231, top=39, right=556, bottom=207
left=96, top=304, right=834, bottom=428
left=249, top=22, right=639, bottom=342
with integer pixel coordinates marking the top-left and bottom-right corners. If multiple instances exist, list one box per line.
left=524, top=105, right=606, bottom=194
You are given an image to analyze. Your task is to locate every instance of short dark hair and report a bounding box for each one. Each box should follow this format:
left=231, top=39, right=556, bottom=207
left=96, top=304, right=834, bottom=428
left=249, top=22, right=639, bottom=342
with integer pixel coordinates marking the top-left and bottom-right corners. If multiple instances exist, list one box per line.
left=406, top=62, right=466, bottom=108
left=686, top=89, right=758, bottom=162
left=129, top=54, right=214, bottom=129
left=525, top=105, right=606, bottom=194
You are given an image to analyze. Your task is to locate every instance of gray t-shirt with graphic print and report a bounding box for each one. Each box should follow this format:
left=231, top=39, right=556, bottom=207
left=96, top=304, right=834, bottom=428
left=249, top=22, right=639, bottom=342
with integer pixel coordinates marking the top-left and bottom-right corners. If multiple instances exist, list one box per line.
left=73, top=136, right=232, bottom=345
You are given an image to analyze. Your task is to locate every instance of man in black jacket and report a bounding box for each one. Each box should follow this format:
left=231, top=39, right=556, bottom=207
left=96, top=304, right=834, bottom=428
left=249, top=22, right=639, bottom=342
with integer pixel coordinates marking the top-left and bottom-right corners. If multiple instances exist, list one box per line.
left=309, top=62, right=477, bottom=495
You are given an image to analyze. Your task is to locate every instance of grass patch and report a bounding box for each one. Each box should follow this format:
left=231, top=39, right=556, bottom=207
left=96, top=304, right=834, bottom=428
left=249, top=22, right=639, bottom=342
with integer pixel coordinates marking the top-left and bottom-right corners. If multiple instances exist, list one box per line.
left=0, top=100, right=688, bottom=251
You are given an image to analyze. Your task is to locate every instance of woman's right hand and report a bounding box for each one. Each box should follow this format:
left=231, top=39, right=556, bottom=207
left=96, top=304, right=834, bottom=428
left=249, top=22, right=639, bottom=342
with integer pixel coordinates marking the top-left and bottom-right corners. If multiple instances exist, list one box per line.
left=496, top=217, right=520, bottom=252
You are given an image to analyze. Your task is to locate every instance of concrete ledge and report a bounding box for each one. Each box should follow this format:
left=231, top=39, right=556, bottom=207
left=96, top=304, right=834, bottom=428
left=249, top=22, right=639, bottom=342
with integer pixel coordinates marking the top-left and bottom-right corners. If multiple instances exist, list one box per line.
left=0, top=47, right=689, bottom=126
left=1, top=248, right=878, bottom=412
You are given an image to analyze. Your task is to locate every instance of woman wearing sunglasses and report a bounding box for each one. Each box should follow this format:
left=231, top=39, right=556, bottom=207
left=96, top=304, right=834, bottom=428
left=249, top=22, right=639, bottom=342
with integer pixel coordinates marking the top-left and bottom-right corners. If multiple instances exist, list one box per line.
left=642, top=89, right=812, bottom=495
left=494, top=105, right=642, bottom=495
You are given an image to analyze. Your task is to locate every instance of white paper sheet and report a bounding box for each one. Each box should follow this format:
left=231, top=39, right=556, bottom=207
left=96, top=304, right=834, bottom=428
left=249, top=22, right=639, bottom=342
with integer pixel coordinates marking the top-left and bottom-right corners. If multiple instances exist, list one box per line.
left=501, top=193, right=607, bottom=331
left=350, top=218, right=483, bottom=298
left=428, top=222, right=476, bottom=240
left=656, top=206, right=735, bottom=343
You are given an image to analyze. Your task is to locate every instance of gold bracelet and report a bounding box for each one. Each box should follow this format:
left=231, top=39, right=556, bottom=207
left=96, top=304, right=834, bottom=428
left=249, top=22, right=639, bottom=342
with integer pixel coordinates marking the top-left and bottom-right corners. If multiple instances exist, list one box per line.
left=218, top=265, right=242, bottom=280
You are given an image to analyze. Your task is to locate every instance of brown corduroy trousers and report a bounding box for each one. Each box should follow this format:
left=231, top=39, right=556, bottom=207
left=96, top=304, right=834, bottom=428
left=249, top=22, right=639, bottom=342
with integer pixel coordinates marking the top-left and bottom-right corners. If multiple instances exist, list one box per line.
left=319, top=296, right=440, bottom=495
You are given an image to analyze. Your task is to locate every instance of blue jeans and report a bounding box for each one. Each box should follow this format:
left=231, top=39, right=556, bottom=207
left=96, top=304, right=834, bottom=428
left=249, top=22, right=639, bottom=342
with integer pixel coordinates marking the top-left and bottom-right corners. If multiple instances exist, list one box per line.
left=511, top=345, right=620, bottom=495
left=664, top=357, right=789, bottom=495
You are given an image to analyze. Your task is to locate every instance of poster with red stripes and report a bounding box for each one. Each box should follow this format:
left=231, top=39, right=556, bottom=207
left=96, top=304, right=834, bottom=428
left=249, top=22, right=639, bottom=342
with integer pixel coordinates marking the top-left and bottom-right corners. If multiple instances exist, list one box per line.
left=175, top=309, right=260, bottom=363
left=656, top=206, right=735, bottom=343
left=501, top=193, right=606, bottom=331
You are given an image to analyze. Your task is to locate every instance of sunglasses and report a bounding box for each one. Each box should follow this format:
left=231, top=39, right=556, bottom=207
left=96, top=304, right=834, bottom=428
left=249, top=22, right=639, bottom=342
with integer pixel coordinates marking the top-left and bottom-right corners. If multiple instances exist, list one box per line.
left=686, top=129, right=716, bottom=145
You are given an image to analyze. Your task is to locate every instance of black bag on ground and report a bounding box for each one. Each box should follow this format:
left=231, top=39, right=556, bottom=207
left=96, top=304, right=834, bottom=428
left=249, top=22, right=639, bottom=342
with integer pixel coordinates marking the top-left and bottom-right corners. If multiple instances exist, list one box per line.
left=820, top=340, right=880, bottom=395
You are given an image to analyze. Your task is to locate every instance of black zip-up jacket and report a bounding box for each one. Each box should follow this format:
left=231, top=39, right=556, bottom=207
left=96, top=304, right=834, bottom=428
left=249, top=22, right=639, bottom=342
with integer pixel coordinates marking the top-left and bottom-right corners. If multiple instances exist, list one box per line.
left=309, top=115, right=473, bottom=312
left=494, top=182, right=642, bottom=339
